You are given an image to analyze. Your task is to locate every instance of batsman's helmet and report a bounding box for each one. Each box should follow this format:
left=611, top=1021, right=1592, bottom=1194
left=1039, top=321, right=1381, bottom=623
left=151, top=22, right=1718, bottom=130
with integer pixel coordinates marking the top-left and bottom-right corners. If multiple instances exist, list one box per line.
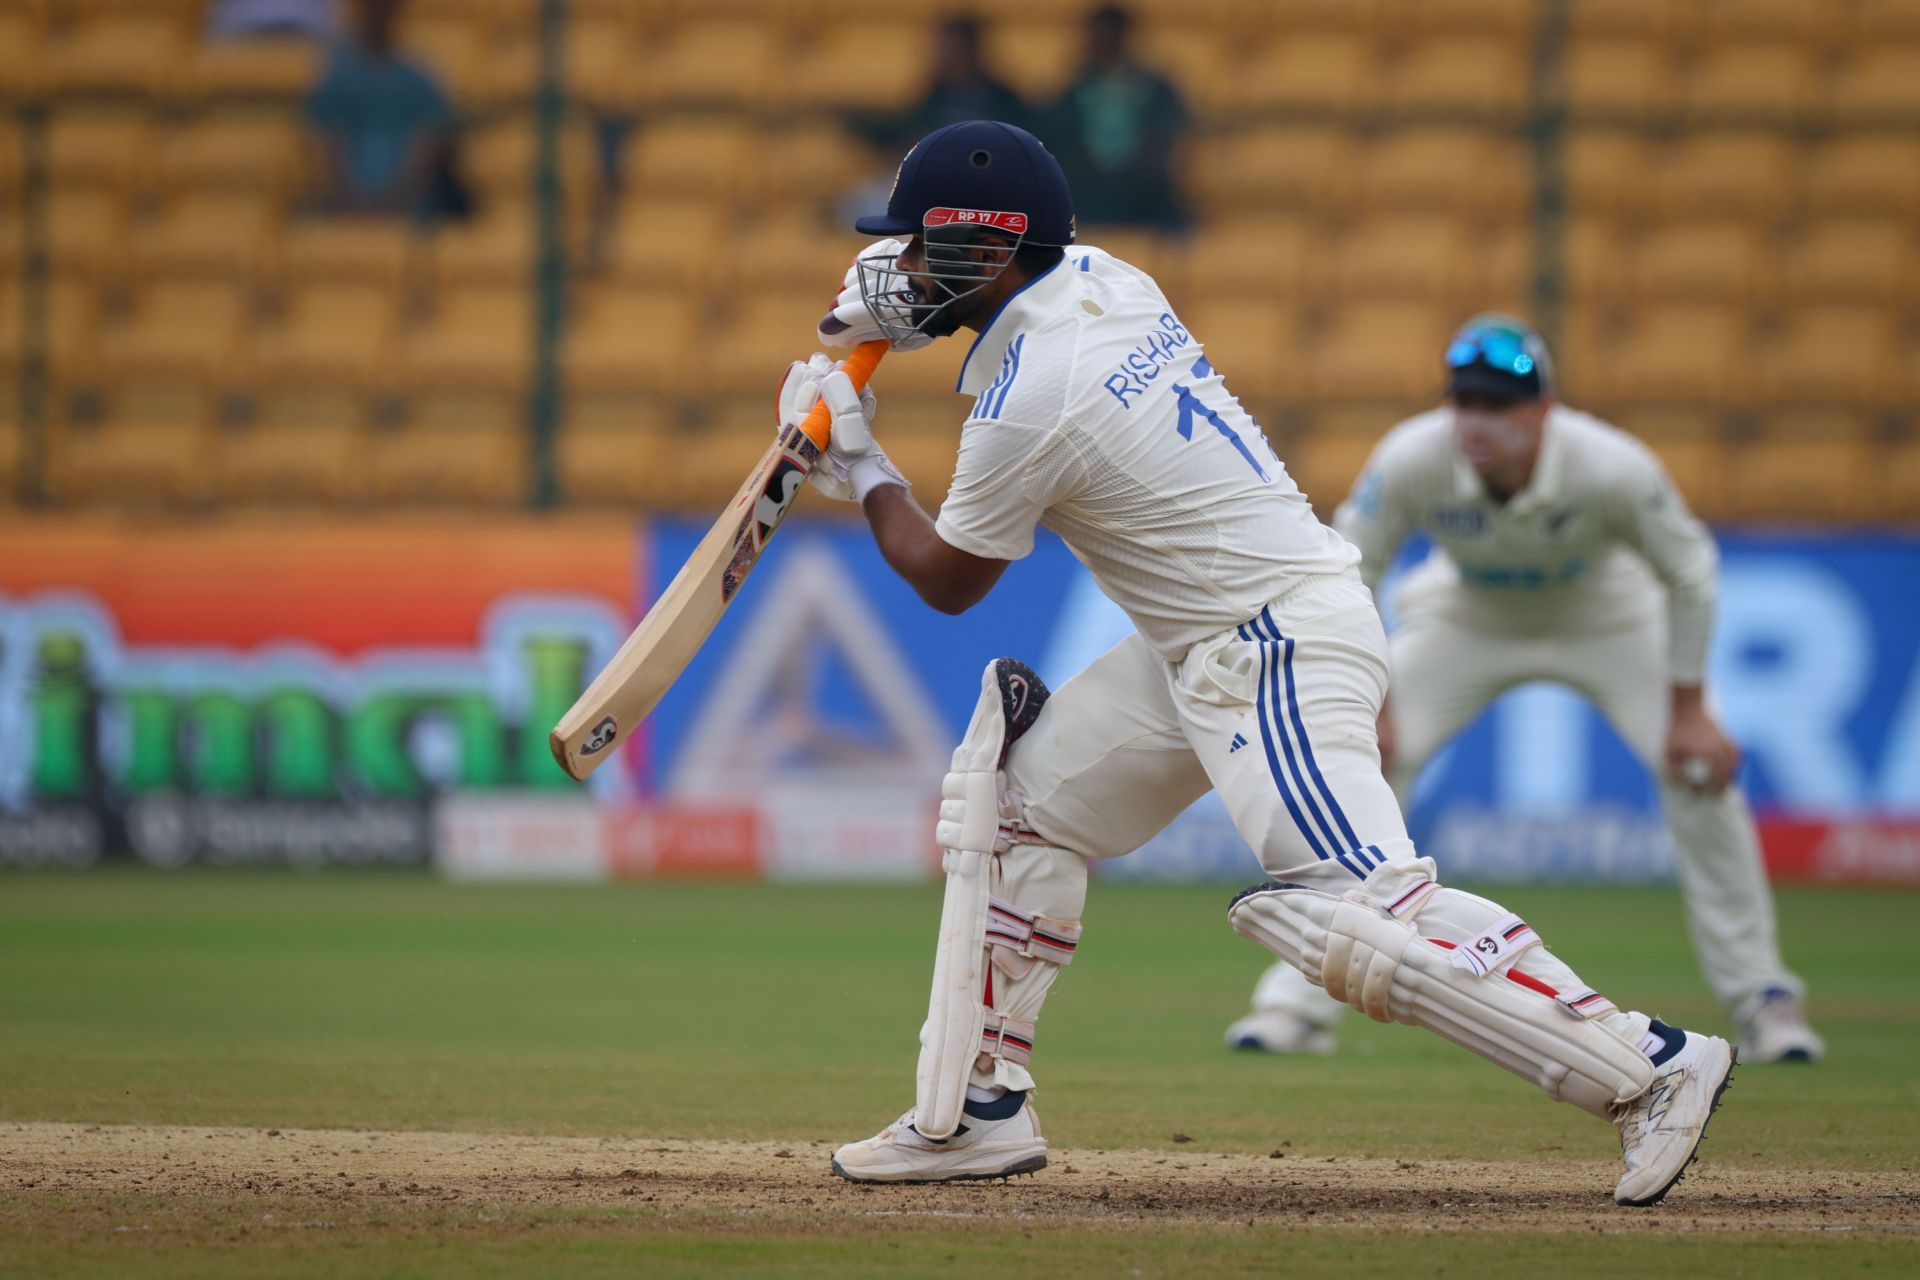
left=1444, top=313, right=1555, bottom=402
left=852, top=120, right=1075, bottom=346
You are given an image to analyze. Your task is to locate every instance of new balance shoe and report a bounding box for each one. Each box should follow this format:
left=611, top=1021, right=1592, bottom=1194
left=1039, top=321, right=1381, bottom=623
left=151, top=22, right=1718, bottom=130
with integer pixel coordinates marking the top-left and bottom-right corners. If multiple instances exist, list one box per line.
left=831, top=1090, right=1047, bottom=1184
left=1614, top=1022, right=1736, bottom=1206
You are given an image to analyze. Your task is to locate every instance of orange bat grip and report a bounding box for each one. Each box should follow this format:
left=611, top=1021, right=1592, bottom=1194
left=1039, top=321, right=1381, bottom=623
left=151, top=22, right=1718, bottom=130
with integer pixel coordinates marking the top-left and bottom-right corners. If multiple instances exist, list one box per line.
left=796, top=340, right=887, bottom=452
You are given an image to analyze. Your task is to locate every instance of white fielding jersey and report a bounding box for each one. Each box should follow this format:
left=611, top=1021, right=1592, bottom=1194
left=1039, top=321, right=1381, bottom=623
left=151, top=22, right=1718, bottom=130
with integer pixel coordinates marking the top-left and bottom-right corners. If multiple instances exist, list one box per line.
left=1334, top=406, right=1719, bottom=683
left=933, top=246, right=1358, bottom=658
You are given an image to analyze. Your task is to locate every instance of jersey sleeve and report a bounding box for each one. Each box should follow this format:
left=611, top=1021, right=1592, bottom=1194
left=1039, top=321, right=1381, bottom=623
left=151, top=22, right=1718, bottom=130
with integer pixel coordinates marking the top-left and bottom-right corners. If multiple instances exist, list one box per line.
left=1331, top=437, right=1416, bottom=595
left=933, top=418, right=1060, bottom=561
left=1606, top=439, right=1719, bottom=684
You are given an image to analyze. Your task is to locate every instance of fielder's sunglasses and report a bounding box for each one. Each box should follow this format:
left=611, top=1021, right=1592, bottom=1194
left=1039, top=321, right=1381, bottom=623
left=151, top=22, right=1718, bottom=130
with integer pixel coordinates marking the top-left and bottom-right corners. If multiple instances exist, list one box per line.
left=1445, top=323, right=1539, bottom=378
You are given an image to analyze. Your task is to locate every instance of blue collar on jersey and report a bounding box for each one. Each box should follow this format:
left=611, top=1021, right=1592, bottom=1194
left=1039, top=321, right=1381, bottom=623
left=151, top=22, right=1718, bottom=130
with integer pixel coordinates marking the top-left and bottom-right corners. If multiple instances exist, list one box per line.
left=954, top=255, right=1077, bottom=396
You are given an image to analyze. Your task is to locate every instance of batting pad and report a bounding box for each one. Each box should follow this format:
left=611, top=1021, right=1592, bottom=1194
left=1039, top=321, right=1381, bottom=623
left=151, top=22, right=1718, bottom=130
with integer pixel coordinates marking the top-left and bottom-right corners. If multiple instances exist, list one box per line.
left=1229, top=883, right=1653, bottom=1119
left=917, top=659, right=1053, bottom=1141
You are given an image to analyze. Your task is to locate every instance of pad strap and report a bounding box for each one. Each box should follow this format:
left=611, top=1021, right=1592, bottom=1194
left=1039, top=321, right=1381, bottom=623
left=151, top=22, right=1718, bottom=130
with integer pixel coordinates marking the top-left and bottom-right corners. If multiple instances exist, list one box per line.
left=980, top=1012, right=1035, bottom=1066
left=1446, top=912, right=1541, bottom=976
left=986, top=896, right=1081, bottom=977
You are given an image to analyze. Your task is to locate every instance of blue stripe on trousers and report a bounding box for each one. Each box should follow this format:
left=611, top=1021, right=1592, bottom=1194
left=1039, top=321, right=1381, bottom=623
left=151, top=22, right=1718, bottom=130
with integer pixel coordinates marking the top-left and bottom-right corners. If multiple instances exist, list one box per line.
left=1248, top=616, right=1367, bottom=880
left=1250, top=627, right=1332, bottom=865
left=1251, top=611, right=1370, bottom=880
left=1262, top=606, right=1366, bottom=852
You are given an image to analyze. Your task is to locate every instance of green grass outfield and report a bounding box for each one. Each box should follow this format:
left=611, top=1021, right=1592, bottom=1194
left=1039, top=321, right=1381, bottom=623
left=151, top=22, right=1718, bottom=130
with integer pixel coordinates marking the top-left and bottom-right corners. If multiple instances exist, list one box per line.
left=1, top=870, right=1915, bottom=1278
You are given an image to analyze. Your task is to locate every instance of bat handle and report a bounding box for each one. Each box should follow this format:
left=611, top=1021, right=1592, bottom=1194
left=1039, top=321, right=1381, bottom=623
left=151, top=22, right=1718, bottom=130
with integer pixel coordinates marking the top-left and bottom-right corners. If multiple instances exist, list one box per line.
left=796, top=340, right=887, bottom=452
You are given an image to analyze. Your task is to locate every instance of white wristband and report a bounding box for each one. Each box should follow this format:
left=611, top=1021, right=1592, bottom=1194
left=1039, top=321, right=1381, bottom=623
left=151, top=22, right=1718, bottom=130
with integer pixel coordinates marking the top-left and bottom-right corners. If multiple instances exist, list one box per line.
left=849, top=452, right=909, bottom=502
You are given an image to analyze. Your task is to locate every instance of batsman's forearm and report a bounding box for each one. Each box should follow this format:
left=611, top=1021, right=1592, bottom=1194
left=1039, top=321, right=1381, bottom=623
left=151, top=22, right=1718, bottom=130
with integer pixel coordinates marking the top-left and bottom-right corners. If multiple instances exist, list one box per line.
left=862, top=485, right=975, bottom=614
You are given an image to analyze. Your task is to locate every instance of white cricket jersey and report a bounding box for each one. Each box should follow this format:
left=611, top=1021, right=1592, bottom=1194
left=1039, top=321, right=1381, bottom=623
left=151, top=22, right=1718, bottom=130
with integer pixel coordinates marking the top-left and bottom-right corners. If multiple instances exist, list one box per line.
left=933, top=246, right=1358, bottom=658
left=1332, top=405, right=1720, bottom=683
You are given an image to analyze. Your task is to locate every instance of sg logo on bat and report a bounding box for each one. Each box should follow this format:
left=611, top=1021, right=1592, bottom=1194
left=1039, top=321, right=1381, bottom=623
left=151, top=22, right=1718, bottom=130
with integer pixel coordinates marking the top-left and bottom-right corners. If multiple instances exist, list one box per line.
left=580, top=715, right=619, bottom=756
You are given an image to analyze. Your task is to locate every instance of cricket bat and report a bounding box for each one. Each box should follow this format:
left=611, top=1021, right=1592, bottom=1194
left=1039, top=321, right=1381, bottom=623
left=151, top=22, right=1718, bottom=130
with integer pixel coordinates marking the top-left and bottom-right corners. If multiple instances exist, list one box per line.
left=548, top=340, right=888, bottom=781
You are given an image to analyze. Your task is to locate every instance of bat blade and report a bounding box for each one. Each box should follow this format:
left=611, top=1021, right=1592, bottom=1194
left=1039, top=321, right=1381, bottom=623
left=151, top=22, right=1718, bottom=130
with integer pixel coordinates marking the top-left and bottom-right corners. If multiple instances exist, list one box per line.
left=548, top=341, right=886, bottom=781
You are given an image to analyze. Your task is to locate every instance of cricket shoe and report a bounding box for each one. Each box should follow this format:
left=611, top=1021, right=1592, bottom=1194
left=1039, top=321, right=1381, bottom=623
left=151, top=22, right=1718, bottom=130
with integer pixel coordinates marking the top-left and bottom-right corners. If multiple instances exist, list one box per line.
left=1224, top=1009, right=1337, bottom=1056
left=1613, top=1023, right=1736, bottom=1207
left=1737, top=988, right=1825, bottom=1064
left=831, top=1091, right=1047, bottom=1184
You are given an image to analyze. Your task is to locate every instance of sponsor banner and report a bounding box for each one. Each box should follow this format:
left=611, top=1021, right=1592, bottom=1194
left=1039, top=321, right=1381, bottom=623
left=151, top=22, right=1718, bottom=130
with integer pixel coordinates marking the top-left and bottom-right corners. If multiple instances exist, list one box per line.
left=1757, top=818, right=1920, bottom=885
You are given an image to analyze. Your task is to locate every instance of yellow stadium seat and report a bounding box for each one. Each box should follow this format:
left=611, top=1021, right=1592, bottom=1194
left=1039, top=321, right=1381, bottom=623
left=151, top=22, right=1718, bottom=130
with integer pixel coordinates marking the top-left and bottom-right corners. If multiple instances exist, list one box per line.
left=1726, top=422, right=1876, bottom=523
left=1236, top=33, right=1377, bottom=113
left=47, top=106, right=156, bottom=194
left=637, top=21, right=780, bottom=110
left=462, top=117, right=598, bottom=207
left=621, top=118, right=758, bottom=200
left=1758, top=305, right=1900, bottom=407
left=44, top=190, right=128, bottom=281
left=1132, top=23, right=1235, bottom=119
left=1077, top=228, right=1172, bottom=283
left=660, top=413, right=780, bottom=507
left=0, top=278, right=100, bottom=387
left=181, top=36, right=323, bottom=101
left=556, top=395, right=675, bottom=507
left=219, top=386, right=373, bottom=504
left=45, top=13, right=186, bottom=96
left=1588, top=303, right=1751, bottom=406
left=1567, top=0, right=1673, bottom=39
left=156, top=111, right=302, bottom=198
left=562, top=286, right=693, bottom=393
left=98, top=280, right=251, bottom=384
left=399, top=286, right=533, bottom=392
left=1182, top=218, right=1313, bottom=301
left=1563, top=130, right=1656, bottom=218
left=1704, top=0, right=1842, bottom=43
left=1629, top=221, right=1769, bottom=302
left=1384, top=37, right=1531, bottom=115
left=1453, top=223, right=1534, bottom=312
left=1802, top=134, right=1920, bottom=218
left=1562, top=218, right=1630, bottom=301
left=706, top=294, right=838, bottom=393
left=1400, top=0, right=1536, bottom=39
left=1852, top=0, right=1920, bottom=41
left=1340, top=214, right=1471, bottom=301
left=1186, top=125, right=1351, bottom=217
left=1683, top=42, right=1820, bottom=123
left=1563, top=38, right=1676, bottom=120
left=1358, top=129, right=1530, bottom=218
left=983, top=20, right=1078, bottom=102
left=725, top=209, right=856, bottom=293
left=558, top=14, right=637, bottom=112
left=1309, top=303, right=1451, bottom=401
left=1778, top=219, right=1913, bottom=305
left=756, top=123, right=885, bottom=203
left=370, top=387, right=525, bottom=504
left=1869, top=437, right=1920, bottom=521
left=1639, top=432, right=1729, bottom=519
left=129, top=190, right=279, bottom=281
left=395, top=14, right=489, bottom=103
left=1651, top=132, right=1797, bottom=219
left=1178, top=300, right=1303, bottom=400
left=780, top=22, right=925, bottom=113
left=429, top=203, right=539, bottom=287
left=606, top=199, right=727, bottom=287
left=277, top=216, right=420, bottom=285
left=0, top=8, right=44, bottom=101
left=47, top=380, right=217, bottom=505
left=1285, top=422, right=1380, bottom=516
left=1829, top=47, right=1920, bottom=124
left=253, top=281, right=402, bottom=389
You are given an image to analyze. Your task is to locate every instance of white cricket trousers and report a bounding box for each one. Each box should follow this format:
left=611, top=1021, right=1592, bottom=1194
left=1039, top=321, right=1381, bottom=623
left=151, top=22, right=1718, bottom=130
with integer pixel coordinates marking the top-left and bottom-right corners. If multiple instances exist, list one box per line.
left=988, top=570, right=1654, bottom=1082
left=1243, top=577, right=1803, bottom=1033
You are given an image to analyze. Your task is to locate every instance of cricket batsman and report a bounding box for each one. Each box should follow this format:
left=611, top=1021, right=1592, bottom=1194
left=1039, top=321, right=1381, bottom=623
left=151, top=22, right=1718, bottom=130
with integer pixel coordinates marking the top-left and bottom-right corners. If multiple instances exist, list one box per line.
left=1225, top=316, right=1824, bottom=1067
left=784, top=120, right=1735, bottom=1205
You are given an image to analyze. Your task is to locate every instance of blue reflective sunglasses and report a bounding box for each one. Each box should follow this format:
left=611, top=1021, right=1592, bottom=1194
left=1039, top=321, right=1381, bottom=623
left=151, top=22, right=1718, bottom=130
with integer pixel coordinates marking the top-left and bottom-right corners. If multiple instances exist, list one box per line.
left=1445, top=325, right=1538, bottom=378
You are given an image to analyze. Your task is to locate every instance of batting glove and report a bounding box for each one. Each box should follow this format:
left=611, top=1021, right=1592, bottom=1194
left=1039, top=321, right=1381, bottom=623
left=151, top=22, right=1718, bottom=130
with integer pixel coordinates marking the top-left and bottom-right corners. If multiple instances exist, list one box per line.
left=776, top=353, right=908, bottom=503
left=816, top=238, right=936, bottom=352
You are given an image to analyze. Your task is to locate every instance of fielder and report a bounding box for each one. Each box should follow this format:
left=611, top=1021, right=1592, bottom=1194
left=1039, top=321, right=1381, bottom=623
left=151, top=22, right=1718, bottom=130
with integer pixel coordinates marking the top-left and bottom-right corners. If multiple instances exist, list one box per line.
left=787, top=120, right=1735, bottom=1206
left=1225, top=317, right=1824, bottom=1066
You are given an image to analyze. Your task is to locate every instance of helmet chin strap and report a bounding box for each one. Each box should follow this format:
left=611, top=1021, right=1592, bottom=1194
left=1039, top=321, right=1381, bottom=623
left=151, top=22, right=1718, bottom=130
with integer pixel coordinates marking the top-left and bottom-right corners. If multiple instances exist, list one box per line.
left=857, top=227, right=1022, bottom=347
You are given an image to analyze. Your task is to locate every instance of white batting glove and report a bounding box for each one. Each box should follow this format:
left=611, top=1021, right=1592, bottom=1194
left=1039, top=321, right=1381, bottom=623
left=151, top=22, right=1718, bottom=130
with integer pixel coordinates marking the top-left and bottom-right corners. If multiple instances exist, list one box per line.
left=776, top=353, right=908, bottom=503
left=816, top=238, right=935, bottom=352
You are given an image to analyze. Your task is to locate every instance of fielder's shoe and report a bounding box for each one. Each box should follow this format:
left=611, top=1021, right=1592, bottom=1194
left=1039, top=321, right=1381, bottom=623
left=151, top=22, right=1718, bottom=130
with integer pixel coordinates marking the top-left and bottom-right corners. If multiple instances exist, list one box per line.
left=1224, top=1009, right=1338, bottom=1056
left=1613, top=1021, right=1736, bottom=1207
left=831, top=1090, right=1047, bottom=1184
left=1737, top=988, right=1825, bottom=1064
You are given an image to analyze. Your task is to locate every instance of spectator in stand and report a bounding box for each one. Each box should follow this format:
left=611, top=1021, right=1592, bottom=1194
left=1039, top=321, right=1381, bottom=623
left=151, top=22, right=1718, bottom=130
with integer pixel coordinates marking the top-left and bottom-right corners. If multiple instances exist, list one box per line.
left=1045, top=4, right=1189, bottom=230
left=853, top=16, right=1033, bottom=155
left=305, top=0, right=465, bottom=220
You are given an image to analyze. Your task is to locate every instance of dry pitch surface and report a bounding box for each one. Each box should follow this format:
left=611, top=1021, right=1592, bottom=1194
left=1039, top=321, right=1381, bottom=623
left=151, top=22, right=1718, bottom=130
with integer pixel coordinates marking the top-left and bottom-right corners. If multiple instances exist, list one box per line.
left=9, top=1122, right=1915, bottom=1236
